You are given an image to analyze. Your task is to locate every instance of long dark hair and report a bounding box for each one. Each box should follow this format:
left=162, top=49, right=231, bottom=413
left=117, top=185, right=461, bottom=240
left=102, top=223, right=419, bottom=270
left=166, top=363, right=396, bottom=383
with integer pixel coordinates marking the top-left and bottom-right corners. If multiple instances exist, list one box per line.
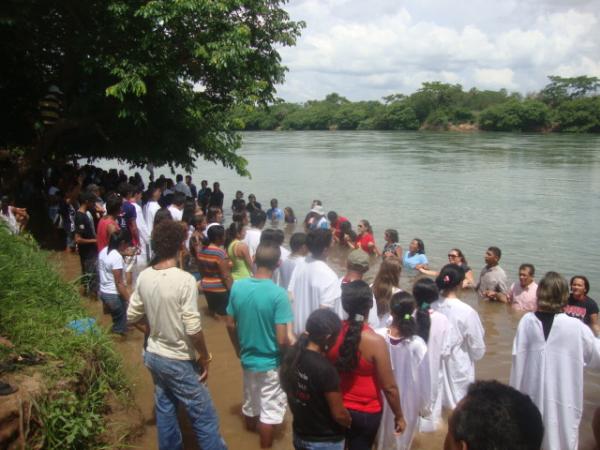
left=280, top=309, right=341, bottom=394
left=412, top=278, right=438, bottom=343
left=336, top=280, right=373, bottom=373
left=436, top=264, right=465, bottom=293
left=225, top=221, right=244, bottom=249
left=390, top=292, right=417, bottom=339
left=107, top=229, right=131, bottom=255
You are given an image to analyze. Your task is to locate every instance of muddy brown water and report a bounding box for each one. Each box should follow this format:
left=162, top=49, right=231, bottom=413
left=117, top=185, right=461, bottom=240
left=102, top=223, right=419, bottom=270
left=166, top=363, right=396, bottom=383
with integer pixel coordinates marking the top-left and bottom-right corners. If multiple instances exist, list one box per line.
left=53, top=249, right=599, bottom=450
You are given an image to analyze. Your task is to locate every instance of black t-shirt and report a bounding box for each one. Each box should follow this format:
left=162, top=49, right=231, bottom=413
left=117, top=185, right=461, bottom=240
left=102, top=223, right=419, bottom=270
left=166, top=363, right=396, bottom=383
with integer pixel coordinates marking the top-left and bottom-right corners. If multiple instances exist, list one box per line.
left=231, top=198, right=246, bottom=213
left=565, top=295, right=599, bottom=325
left=246, top=202, right=262, bottom=213
left=74, top=211, right=97, bottom=259
left=209, top=190, right=224, bottom=208
left=287, top=350, right=344, bottom=442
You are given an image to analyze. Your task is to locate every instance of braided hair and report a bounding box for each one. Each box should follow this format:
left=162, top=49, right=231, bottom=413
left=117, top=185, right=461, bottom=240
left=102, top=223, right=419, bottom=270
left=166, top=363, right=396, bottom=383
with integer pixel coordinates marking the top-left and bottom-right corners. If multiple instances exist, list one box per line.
left=336, top=280, right=373, bottom=372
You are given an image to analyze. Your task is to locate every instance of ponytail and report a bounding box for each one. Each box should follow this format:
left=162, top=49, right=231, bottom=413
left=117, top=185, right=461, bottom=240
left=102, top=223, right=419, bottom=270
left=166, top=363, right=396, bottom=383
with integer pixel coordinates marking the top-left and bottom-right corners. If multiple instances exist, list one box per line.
left=390, top=292, right=417, bottom=339
left=436, top=264, right=465, bottom=293
left=336, top=280, right=373, bottom=372
left=413, top=278, right=438, bottom=343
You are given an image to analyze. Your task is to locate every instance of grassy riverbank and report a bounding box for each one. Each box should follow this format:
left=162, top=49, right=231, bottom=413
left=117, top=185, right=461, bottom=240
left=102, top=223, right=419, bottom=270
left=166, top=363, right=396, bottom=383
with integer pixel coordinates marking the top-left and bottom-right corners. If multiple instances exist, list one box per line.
left=0, top=225, right=132, bottom=449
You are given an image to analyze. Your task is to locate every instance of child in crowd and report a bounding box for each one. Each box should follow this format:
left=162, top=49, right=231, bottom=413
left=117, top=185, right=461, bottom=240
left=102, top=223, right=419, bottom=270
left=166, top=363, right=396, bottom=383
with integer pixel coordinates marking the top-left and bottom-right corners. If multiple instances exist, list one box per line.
left=376, top=292, right=431, bottom=450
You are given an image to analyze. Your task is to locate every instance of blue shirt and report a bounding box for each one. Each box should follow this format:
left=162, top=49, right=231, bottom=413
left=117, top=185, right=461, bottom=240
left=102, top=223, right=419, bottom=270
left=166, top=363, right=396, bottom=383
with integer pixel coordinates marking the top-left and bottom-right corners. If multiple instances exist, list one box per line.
left=403, top=251, right=428, bottom=269
left=266, top=207, right=284, bottom=221
left=226, top=278, right=293, bottom=371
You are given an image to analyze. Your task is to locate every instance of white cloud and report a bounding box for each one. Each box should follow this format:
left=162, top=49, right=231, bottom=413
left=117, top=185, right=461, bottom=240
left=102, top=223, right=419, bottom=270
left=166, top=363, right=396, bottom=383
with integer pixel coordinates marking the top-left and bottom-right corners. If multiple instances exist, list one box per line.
left=474, top=68, right=516, bottom=90
left=276, top=1, right=600, bottom=101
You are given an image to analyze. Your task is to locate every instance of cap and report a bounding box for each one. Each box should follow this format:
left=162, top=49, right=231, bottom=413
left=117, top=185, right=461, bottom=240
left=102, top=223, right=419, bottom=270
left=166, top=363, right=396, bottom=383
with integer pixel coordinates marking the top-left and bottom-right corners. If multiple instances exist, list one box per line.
left=347, top=249, right=370, bottom=270
left=310, top=205, right=325, bottom=215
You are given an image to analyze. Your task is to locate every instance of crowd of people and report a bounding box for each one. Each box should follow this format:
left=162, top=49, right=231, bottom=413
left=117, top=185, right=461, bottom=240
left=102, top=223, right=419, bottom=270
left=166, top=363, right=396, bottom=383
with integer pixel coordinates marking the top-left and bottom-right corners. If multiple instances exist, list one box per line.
left=2, top=162, right=600, bottom=450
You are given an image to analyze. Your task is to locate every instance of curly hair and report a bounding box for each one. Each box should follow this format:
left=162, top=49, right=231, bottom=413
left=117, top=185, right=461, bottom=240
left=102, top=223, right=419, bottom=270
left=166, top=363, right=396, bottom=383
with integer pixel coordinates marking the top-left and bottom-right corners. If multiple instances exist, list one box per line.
left=151, top=219, right=186, bottom=262
left=450, top=380, right=543, bottom=450
left=336, top=280, right=373, bottom=373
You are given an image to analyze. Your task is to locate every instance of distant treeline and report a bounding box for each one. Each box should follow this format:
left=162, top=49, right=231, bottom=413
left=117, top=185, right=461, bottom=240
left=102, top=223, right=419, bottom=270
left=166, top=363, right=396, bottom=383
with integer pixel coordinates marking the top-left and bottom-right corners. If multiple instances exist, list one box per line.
left=232, top=76, right=600, bottom=133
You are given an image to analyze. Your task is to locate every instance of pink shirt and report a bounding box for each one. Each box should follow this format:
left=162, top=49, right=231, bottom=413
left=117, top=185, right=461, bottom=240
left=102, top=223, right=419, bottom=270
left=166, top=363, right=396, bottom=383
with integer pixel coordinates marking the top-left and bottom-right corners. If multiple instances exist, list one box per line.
left=509, top=281, right=538, bottom=312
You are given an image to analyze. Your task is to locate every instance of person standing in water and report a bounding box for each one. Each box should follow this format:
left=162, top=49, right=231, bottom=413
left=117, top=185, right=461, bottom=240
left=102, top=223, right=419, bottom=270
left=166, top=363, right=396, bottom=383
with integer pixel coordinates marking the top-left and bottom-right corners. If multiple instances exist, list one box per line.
left=225, top=244, right=293, bottom=448
left=432, top=264, right=485, bottom=409
left=510, top=271, right=600, bottom=450
left=376, top=292, right=431, bottom=450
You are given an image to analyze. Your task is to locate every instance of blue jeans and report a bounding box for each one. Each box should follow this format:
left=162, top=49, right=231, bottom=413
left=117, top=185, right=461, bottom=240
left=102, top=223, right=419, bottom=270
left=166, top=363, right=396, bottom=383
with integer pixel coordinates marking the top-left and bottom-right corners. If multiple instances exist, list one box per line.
left=293, top=434, right=344, bottom=450
left=100, top=292, right=127, bottom=334
left=143, top=351, right=227, bottom=450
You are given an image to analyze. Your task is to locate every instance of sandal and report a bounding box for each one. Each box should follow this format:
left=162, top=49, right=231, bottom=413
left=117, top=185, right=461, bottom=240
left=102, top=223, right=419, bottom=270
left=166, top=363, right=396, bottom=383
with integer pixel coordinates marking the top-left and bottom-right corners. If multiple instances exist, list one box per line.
left=0, top=381, right=17, bottom=396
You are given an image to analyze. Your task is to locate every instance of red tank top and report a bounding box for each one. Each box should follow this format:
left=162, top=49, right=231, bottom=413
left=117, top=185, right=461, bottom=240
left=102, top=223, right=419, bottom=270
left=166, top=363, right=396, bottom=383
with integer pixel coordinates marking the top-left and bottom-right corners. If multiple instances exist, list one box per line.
left=327, top=321, right=382, bottom=413
left=96, top=217, right=118, bottom=251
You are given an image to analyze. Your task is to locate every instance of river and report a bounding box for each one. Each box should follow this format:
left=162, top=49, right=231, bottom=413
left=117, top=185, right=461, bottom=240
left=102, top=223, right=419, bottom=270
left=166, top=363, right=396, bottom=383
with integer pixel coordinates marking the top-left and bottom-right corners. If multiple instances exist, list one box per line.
left=97, top=130, right=600, bottom=449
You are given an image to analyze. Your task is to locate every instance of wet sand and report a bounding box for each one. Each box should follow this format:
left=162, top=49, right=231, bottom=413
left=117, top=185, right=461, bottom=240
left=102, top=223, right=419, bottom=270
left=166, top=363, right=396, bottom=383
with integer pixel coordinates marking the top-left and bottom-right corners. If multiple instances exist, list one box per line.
left=53, top=250, right=599, bottom=450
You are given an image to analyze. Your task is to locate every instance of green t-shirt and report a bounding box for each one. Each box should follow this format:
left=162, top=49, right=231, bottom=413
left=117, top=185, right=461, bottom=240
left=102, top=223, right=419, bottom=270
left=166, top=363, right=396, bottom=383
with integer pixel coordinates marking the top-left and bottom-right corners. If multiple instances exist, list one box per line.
left=226, top=277, right=293, bottom=372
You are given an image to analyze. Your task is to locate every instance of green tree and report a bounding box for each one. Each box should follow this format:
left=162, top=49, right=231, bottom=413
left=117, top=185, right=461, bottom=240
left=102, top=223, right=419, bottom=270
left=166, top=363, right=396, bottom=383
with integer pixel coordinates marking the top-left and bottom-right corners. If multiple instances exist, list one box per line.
left=539, top=75, right=600, bottom=107
left=554, top=97, right=600, bottom=132
left=407, top=82, right=465, bottom=122
left=0, top=0, right=304, bottom=174
left=479, top=100, right=549, bottom=131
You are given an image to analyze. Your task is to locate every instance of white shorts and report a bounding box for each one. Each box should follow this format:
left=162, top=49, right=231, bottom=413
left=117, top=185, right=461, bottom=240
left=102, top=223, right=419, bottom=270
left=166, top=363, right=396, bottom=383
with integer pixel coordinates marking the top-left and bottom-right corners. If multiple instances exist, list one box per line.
left=242, top=369, right=287, bottom=425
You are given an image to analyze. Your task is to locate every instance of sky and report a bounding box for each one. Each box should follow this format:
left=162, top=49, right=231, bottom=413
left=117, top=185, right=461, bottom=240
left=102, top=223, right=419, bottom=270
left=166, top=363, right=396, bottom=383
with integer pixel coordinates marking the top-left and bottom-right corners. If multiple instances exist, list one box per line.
left=274, top=0, right=600, bottom=102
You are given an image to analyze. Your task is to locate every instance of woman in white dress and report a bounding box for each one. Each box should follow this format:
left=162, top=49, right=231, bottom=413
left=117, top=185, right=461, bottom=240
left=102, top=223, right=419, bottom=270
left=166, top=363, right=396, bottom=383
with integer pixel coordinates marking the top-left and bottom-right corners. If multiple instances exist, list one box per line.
left=376, top=292, right=430, bottom=450
left=510, top=271, right=600, bottom=450
left=412, top=278, right=450, bottom=433
left=431, top=264, right=485, bottom=409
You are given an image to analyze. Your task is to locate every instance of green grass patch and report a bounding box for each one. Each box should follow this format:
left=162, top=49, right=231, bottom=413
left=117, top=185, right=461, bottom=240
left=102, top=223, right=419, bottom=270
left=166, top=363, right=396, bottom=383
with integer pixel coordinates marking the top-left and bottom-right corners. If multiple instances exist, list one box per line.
left=0, top=225, right=130, bottom=449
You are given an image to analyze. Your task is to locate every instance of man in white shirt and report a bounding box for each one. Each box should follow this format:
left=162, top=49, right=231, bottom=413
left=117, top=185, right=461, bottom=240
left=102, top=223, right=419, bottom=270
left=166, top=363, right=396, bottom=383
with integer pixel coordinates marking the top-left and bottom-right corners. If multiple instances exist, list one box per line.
left=288, top=229, right=342, bottom=335
left=243, top=209, right=266, bottom=258
left=167, top=192, right=185, bottom=221
left=127, top=219, right=226, bottom=450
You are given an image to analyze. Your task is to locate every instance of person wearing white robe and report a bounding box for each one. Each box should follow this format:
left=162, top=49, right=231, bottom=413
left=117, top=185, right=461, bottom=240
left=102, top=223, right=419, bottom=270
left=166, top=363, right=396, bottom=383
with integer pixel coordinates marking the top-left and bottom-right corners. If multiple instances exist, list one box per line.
left=510, top=271, right=600, bottom=450
left=431, top=264, right=485, bottom=409
left=288, top=229, right=341, bottom=335
left=131, top=199, right=150, bottom=284
left=413, top=278, right=451, bottom=433
left=144, top=186, right=161, bottom=235
left=376, top=292, right=431, bottom=450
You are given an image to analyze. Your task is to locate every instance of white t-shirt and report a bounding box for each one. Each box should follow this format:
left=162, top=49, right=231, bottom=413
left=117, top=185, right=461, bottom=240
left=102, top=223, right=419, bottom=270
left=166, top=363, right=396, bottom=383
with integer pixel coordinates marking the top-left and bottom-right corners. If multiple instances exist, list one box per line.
left=272, top=245, right=292, bottom=285
left=98, top=247, right=124, bottom=295
left=243, top=227, right=262, bottom=258
left=144, top=201, right=160, bottom=232
left=167, top=205, right=183, bottom=221
left=289, top=256, right=342, bottom=335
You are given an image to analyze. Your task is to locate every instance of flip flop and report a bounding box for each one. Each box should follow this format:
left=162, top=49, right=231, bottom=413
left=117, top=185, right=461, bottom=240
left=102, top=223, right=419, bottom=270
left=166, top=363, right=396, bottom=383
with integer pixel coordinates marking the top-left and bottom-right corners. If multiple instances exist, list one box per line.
left=0, top=381, right=17, bottom=396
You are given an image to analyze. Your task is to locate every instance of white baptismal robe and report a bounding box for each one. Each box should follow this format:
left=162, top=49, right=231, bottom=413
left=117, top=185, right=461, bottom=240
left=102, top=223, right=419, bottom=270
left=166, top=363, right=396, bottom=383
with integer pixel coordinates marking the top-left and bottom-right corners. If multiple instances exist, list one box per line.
left=419, top=310, right=451, bottom=432
left=431, top=297, right=485, bottom=409
left=376, top=332, right=431, bottom=450
left=288, top=256, right=342, bottom=335
left=510, top=312, right=600, bottom=450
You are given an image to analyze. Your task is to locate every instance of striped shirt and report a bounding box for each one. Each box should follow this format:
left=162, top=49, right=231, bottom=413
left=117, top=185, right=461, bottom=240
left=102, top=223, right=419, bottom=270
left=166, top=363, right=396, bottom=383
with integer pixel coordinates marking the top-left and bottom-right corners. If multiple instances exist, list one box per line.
left=198, top=245, right=228, bottom=293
